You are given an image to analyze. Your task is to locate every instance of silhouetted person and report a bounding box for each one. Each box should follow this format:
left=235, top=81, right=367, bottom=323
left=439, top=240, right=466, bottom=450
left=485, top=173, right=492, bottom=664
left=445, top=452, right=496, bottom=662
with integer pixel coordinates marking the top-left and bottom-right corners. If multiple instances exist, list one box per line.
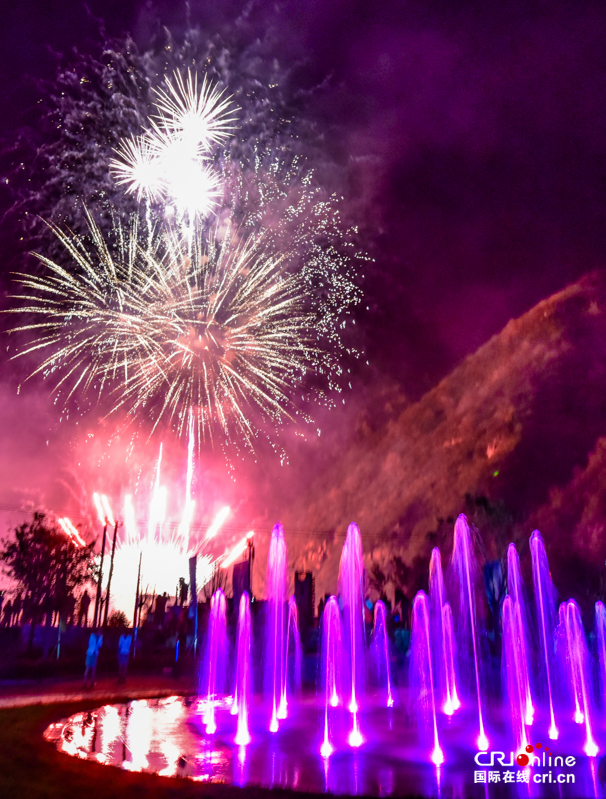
left=117, top=632, right=132, bottom=683
left=84, top=631, right=103, bottom=687
left=78, top=591, right=91, bottom=627
left=179, top=579, right=188, bottom=607
left=2, top=599, right=11, bottom=628
left=12, top=596, right=22, bottom=626
left=154, top=592, right=168, bottom=627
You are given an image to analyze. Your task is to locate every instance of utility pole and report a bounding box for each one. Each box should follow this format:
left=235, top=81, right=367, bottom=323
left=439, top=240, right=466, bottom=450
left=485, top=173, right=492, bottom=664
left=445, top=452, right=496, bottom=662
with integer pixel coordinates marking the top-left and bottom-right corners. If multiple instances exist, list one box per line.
left=103, top=520, right=120, bottom=628
left=189, top=555, right=197, bottom=658
left=132, top=553, right=142, bottom=658
left=93, top=522, right=108, bottom=628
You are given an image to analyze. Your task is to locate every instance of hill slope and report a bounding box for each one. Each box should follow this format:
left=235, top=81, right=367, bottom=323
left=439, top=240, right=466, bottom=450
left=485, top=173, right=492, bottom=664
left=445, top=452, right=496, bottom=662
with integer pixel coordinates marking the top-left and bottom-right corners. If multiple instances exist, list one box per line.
left=280, top=273, right=606, bottom=603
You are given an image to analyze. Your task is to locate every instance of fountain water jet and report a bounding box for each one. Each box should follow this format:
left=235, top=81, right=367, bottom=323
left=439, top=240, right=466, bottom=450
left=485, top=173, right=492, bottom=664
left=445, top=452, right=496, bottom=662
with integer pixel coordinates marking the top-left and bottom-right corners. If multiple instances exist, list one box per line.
left=506, top=544, right=534, bottom=725
left=320, top=596, right=344, bottom=757
left=201, top=588, right=228, bottom=735
left=338, top=522, right=365, bottom=747
left=451, top=515, right=488, bottom=750
left=502, top=595, right=529, bottom=752
left=595, top=601, right=606, bottom=710
left=530, top=529, right=559, bottom=739
left=564, top=600, right=597, bottom=756
left=266, top=523, right=287, bottom=732
left=234, top=591, right=252, bottom=745
left=411, top=591, right=444, bottom=765
left=280, top=595, right=302, bottom=718
left=429, top=548, right=460, bottom=715
left=372, top=600, right=394, bottom=707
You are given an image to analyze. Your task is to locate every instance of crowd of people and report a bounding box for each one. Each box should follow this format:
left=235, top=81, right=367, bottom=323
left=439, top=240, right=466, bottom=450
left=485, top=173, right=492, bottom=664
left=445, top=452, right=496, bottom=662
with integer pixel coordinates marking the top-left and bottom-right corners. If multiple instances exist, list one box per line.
left=0, top=590, right=93, bottom=628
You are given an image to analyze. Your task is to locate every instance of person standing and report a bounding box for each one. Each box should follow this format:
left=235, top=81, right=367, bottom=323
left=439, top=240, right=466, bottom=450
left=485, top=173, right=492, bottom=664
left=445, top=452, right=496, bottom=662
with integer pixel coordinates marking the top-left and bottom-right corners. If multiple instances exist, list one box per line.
left=84, top=631, right=103, bottom=688
left=2, top=599, right=12, bottom=628
left=78, top=591, right=91, bottom=627
left=117, top=632, right=132, bottom=683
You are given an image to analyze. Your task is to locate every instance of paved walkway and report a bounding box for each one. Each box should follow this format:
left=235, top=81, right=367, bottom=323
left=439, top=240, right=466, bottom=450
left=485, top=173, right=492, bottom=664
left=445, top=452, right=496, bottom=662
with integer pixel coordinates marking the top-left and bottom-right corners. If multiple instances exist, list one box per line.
left=0, top=673, right=196, bottom=709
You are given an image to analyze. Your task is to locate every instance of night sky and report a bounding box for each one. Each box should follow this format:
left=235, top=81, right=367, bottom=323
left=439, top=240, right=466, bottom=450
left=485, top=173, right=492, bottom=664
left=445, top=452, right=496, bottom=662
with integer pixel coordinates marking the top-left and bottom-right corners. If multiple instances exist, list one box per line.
left=2, top=0, right=606, bottom=396
left=1, top=0, right=606, bottom=526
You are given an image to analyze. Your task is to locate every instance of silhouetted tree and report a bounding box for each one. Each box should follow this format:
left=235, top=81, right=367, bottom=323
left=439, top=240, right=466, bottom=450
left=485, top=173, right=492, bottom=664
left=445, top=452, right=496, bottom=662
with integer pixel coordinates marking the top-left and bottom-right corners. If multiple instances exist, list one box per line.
left=0, top=512, right=95, bottom=649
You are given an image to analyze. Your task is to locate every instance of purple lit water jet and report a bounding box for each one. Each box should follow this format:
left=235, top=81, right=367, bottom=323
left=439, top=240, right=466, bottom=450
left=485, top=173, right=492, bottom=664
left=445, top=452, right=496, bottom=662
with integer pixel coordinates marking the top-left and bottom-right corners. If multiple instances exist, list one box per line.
left=338, top=522, right=365, bottom=747
left=429, top=548, right=460, bottom=715
left=266, top=522, right=287, bottom=733
left=280, top=595, right=302, bottom=718
left=320, top=595, right=344, bottom=758
left=502, top=594, right=529, bottom=752
left=234, top=591, right=252, bottom=746
left=451, top=515, right=488, bottom=750
left=372, top=600, right=394, bottom=707
left=530, top=529, right=559, bottom=739
left=201, top=588, right=228, bottom=735
left=595, top=601, right=606, bottom=710
left=506, top=543, right=534, bottom=725
left=564, top=600, right=597, bottom=756
left=411, top=591, right=444, bottom=766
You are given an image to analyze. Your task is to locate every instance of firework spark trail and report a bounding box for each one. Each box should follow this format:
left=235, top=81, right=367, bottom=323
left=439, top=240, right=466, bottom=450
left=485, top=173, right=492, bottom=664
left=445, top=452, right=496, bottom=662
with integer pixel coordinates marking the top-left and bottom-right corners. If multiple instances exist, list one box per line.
left=177, top=414, right=196, bottom=551
left=9, top=201, right=360, bottom=451
left=148, top=445, right=166, bottom=544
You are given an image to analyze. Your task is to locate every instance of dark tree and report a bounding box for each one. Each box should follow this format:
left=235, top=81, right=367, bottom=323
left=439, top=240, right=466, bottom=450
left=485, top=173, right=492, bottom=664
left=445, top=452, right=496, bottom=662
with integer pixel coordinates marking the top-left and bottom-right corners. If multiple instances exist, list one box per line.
left=0, top=512, right=95, bottom=648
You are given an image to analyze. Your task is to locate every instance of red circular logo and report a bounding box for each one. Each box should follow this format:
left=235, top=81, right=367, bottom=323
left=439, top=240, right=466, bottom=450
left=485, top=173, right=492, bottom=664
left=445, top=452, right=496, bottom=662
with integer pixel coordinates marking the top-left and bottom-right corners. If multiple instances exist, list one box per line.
left=517, top=754, right=529, bottom=767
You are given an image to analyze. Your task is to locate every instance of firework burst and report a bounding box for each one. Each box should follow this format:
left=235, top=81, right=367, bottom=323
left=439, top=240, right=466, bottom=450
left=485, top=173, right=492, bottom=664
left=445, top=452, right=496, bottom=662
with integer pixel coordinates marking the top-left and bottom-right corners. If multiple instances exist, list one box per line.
left=10, top=206, right=359, bottom=451
left=110, top=71, right=236, bottom=221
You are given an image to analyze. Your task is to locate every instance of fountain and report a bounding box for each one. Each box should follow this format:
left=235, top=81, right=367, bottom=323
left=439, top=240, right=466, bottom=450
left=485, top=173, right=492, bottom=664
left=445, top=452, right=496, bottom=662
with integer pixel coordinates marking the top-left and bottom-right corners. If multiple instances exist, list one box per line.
left=371, top=600, right=393, bottom=707
left=450, top=514, right=488, bottom=750
left=320, top=595, right=344, bottom=757
left=338, top=522, right=366, bottom=747
left=200, top=588, right=228, bottom=734
left=530, top=529, right=559, bottom=739
left=563, top=600, right=598, bottom=756
left=44, top=514, right=605, bottom=796
left=282, top=594, right=302, bottom=714
left=266, top=522, right=288, bottom=732
left=234, top=591, right=253, bottom=746
left=595, top=601, right=606, bottom=710
left=501, top=594, right=529, bottom=752
left=506, top=543, right=534, bottom=725
left=410, top=590, right=444, bottom=765
left=429, top=547, right=460, bottom=716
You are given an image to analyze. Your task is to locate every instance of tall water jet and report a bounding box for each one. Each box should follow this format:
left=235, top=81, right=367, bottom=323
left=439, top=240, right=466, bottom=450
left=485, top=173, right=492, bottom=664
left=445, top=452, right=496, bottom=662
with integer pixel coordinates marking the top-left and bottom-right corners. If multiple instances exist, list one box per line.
left=320, top=596, right=344, bottom=758
left=201, top=588, right=228, bottom=735
left=506, top=544, right=534, bottom=725
left=502, top=595, right=529, bottom=752
left=411, top=591, right=444, bottom=765
left=338, top=522, right=365, bottom=747
left=372, top=600, right=394, bottom=707
left=280, top=595, right=302, bottom=718
left=450, top=515, right=488, bottom=750
left=530, top=529, right=558, bottom=739
left=266, top=523, right=287, bottom=732
left=429, top=548, right=460, bottom=715
left=234, top=592, right=253, bottom=746
left=595, top=601, right=606, bottom=710
left=565, top=600, right=598, bottom=756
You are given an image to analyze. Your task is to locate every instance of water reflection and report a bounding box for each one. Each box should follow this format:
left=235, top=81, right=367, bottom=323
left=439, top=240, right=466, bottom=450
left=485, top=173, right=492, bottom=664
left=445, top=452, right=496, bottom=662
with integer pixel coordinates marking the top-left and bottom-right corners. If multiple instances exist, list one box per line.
left=43, top=697, right=599, bottom=798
